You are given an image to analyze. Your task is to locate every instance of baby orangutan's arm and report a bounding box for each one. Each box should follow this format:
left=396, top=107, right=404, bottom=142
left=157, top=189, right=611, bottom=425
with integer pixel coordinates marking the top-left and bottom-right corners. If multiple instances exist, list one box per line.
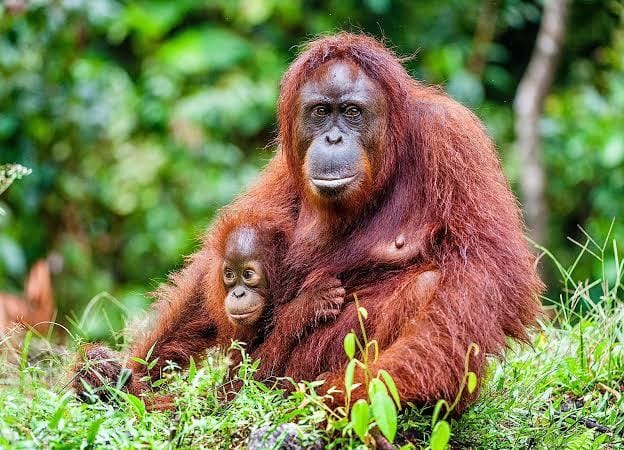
left=250, top=273, right=346, bottom=380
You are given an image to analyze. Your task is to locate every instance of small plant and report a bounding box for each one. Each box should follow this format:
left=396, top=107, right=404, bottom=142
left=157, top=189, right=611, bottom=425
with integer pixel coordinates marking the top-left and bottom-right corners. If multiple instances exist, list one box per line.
left=428, top=342, right=480, bottom=450
left=332, top=294, right=402, bottom=446
left=0, top=163, right=31, bottom=197
left=0, top=163, right=31, bottom=215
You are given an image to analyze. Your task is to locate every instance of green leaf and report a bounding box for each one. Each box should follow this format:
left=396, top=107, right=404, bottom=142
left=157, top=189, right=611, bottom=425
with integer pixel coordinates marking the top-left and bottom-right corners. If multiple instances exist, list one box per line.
left=87, top=418, right=105, bottom=445
left=124, top=393, right=146, bottom=419
left=117, top=368, right=132, bottom=390
left=131, top=357, right=147, bottom=366
left=430, top=420, right=451, bottom=450
left=188, top=356, right=197, bottom=382
left=378, top=370, right=401, bottom=409
left=358, top=306, right=368, bottom=319
left=371, top=392, right=397, bottom=443
left=151, top=379, right=167, bottom=388
left=350, top=399, right=370, bottom=442
left=431, top=399, right=449, bottom=428
left=145, top=344, right=156, bottom=362
left=345, top=359, right=357, bottom=392
left=467, top=371, right=478, bottom=394
left=368, top=378, right=388, bottom=399
left=147, top=357, right=159, bottom=371
left=344, top=332, right=356, bottom=359
left=49, top=394, right=72, bottom=429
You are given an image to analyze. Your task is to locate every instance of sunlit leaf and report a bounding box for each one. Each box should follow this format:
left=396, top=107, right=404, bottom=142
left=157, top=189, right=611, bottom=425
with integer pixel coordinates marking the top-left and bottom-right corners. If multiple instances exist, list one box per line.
left=430, top=420, right=451, bottom=450
left=467, top=371, right=478, bottom=394
left=345, top=359, right=357, bottom=393
left=188, top=356, right=197, bottom=382
left=371, top=391, right=397, bottom=443
left=350, top=399, right=370, bottom=442
left=378, top=370, right=401, bottom=409
left=368, top=378, right=388, bottom=399
left=124, top=393, right=146, bottom=419
left=344, top=332, right=356, bottom=359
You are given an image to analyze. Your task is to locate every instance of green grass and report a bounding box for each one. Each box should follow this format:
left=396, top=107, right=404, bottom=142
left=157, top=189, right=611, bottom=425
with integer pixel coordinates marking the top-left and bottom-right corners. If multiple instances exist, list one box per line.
left=1, top=237, right=623, bottom=449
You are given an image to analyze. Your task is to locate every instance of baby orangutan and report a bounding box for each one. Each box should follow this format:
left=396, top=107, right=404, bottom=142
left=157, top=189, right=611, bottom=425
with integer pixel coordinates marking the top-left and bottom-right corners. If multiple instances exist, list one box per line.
left=221, top=225, right=346, bottom=382
left=222, top=227, right=271, bottom=332
left=73, top=219, right=346, bottom=406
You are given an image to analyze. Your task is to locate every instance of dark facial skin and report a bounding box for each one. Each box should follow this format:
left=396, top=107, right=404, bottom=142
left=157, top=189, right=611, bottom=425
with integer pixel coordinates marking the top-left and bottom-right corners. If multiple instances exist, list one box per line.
left=222, top=228, right=268, bottom=327
left=298, top=61, right=385, bottom=200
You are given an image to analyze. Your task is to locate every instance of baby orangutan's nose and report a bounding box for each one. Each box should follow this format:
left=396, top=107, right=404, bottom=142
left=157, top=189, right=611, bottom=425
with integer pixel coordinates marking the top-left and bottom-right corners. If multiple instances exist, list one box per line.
left=233, top=287, right=246, bottom=298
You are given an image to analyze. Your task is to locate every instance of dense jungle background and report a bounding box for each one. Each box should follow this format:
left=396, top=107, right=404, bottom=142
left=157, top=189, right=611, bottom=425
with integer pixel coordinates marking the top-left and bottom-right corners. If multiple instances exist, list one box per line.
left=1, top=0, right=623, bottom=340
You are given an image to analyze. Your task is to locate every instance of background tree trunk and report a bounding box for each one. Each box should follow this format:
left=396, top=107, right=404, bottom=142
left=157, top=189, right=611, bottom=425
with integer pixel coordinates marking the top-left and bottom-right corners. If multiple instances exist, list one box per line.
left=513, top=0, right=570, bottom=244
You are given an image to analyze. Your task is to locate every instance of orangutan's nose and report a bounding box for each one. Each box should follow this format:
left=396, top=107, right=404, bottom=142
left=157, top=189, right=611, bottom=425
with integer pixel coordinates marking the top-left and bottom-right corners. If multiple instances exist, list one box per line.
left=325, top=128, right=343, bottom=145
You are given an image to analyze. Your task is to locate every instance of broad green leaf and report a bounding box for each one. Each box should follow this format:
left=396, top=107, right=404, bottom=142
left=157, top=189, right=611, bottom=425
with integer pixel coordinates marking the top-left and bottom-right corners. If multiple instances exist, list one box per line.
left=467, top=371, right=477, bottom=394
left=344, top=332, right=356, bottom=359
left=430, top=420, right=451, bottom=450
left=378, top=370, right=401, bottom=409
left=350, top=399, right=370, bottom=442
left=368, top=378, right=388, bottom=399
left=371, top=392, right=397, bottom=443
left=124, top=393, right=146, bottom=419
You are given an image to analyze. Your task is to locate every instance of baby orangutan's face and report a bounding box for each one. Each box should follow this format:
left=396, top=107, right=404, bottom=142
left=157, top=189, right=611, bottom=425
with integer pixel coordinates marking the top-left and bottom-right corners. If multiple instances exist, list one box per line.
left=222, top=228, right=268, bottom=327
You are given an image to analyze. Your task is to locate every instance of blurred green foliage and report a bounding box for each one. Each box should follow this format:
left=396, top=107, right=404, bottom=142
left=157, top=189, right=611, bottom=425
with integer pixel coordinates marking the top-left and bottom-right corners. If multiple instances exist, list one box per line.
left=0, top=0, right=622, bottom=338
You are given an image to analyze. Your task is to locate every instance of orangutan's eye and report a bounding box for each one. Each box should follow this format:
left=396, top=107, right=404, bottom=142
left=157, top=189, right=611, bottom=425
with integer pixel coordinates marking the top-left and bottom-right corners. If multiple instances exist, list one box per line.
left=242, top=269, right=255, bottom=280
left=224, top=268, right=235, bottom=281
left=312, top=105, right=330, bottom=117
left=344, top=105, right=361, bottom=118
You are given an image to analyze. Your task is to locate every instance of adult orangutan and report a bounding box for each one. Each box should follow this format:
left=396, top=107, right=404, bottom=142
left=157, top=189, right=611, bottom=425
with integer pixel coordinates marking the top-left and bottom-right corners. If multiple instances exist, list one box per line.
left=74, top=33, right=542, bottom=412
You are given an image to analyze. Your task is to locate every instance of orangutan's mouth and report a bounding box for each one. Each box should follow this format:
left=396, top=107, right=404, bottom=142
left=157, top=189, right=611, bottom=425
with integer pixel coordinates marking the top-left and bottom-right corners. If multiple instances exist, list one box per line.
left=311, top=175, right=357, bottom=191
left=230, top=306, right=261, bottom=321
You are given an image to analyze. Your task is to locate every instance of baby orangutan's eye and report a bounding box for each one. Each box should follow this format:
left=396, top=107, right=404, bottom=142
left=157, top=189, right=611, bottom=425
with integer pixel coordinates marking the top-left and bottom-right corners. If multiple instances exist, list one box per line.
left=224, top=268, right=235, bottom=281
left=242, top=269, right=254, bottom=280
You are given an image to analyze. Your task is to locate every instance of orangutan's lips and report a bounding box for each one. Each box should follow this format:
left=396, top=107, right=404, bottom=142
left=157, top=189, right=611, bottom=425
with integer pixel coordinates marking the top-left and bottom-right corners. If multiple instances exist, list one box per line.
left=311, top=175, right=357, bottom=190
left=230, top=306, right=261, bottom=321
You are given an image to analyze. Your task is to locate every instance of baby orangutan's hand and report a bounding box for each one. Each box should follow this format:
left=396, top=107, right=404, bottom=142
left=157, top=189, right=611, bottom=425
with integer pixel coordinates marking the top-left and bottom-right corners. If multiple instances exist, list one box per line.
left=311, top=276, right=346, bottom=323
